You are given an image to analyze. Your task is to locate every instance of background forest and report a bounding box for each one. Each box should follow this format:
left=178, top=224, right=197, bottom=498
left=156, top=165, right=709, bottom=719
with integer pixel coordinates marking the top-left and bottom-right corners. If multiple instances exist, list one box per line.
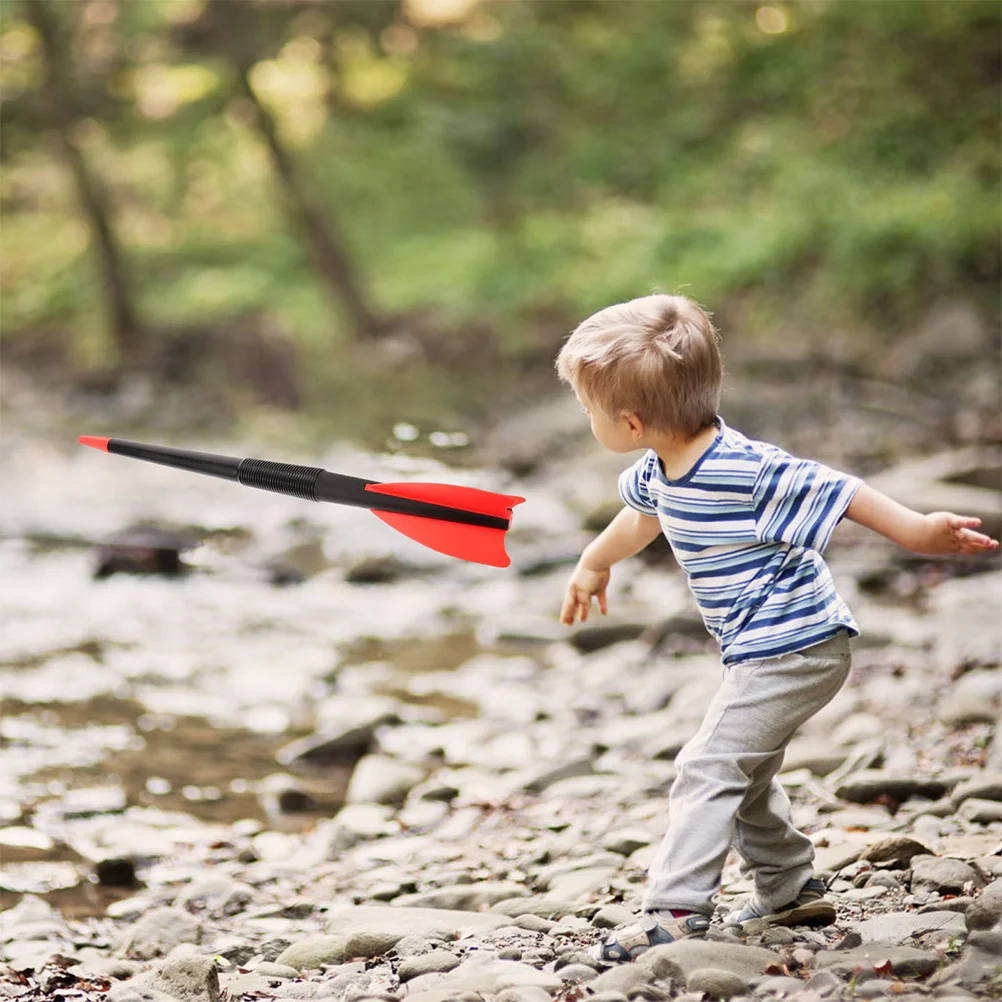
left=1, top=0, right=999, bottom=443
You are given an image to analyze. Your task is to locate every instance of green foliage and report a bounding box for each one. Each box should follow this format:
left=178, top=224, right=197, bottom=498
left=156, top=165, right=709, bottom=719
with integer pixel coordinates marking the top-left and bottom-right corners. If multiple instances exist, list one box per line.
left=1, top=0, right=998, bottom=411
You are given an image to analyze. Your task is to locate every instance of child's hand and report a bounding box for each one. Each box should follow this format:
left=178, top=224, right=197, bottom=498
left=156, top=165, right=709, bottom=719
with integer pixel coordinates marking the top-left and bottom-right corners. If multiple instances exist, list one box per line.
left=560, top=564, right=611, bottom=624
left=914, top=512, right=1000, bottom=556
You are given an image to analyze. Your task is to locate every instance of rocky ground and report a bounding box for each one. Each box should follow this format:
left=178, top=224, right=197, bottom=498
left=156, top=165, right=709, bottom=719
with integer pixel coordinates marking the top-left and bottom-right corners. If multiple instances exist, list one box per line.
left=1, top=367, right=1000, bottom=1002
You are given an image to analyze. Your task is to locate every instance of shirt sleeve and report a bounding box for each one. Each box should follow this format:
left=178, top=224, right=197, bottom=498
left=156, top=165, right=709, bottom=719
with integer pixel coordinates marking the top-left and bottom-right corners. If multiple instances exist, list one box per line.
left=618, top=451, right=660, bottom=517
left=753, top=448, right=862, bottom=552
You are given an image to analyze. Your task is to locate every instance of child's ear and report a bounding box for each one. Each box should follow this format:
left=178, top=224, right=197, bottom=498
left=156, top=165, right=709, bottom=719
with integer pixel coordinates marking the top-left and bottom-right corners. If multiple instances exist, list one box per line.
left=623, top=412, right=644, bottom=437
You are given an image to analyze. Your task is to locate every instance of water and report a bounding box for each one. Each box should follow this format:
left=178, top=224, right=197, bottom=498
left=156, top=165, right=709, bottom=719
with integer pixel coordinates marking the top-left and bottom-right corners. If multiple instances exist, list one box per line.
left=0, top=429, right=550, bottom=844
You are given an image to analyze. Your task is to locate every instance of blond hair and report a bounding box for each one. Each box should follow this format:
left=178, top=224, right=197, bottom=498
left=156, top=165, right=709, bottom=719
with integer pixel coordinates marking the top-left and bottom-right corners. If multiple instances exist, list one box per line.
left=555, top=294, right=722, bottom=439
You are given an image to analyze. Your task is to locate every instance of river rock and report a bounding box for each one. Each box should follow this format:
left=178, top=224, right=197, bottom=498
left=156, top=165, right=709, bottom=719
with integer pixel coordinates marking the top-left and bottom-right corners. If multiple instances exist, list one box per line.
left=0, top=895, right=69, bottom=948
left=929, top=929, right=1002, bottom=989
left=687, top=967, right=749, bottom=999
left=589, top=964, right=659, bottom=996
left=910, top=856, right=982, bottom=895
left=391, top=881, right=528, bottom=911
left=937, top=833, right=1002, bottom=860
left=408, top=954, right=562, bottom=995
left=94, top=524, right=190, bottom=579
left=813, top=944, right=941, bottom=980
left=523, top=758, right=596, bottom=794
left=324, top=906, right=506, bottom=956
left=107, top=984, right=177, bottom=1002
left=511, top=914, right=554, bottom=933
left=637, top=939, right=780, bottom=981
left=602, top=828, right=653, bottom=856
left=850, top=910, right=967, bottom=946
left=491, top=897, right=576, bottom=919
left=274, top=935, right=347, bottom=971
left=397, top=950, right=462, bottom=981
left=547, top=865, right=620, bottom=900
left=0, top=828, right=57, bottom=863
left=965, top=879, right=1002, bottom=930
left=959, top=797, right=1002, bottom=823
left=804, top=968, right=845, bottom=994
left=828, top=806, right=894, bottom=830
left=950, top=772, right=1002, bottom=807
left=754, top=974, right=806, bottom=996
left=119, top=907, right=201, bottom=960
left=345, top=755, right=426, bottom=806
left=108, top=954, right=219, bottom=1002
left=940, top=691, right=1000, bottom=726
left=834, top=771, right=950, bottom=805
left=276, top=712, right=398, bottom=769
left=317, top=803, right=397, bottom=855
left=174, top=874, right=253, bottom=915
left=860, top=835, right=934, bottom=866
left=832, top=713, right=886, bottom=747
left=782, top=739, right=847, bottom=777
left=592, top=905, right=638, bottom=929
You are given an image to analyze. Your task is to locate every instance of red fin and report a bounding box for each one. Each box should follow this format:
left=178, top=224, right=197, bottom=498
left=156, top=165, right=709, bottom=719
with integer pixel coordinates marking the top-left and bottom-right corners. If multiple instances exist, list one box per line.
left=79, top=436, right=110, bottom=451
left=365, top=481, right=524, bottom=519
left=370, top=511, right=512, bottom=567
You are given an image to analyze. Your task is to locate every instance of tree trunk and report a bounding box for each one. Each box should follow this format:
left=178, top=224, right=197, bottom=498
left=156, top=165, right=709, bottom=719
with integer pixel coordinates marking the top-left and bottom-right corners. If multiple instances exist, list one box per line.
left=27, top=0, right=142, bottom=363
left=234, top=59, right=384, bottom=339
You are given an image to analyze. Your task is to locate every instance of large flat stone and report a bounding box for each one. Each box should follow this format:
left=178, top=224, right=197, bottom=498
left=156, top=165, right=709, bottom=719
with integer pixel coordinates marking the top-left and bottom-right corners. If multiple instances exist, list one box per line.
left=274, top=935, right=347, bottom=971
left=936, top=834, right=1002, bottom=860
left=834, top=771, right=950, bottom=804
left=490, top=896, right=577, bottom=919
left=404, top=955, right=562, bottom=997
left=911, top=855, right=982, bottom=895
left=813, top=945, right=940, bottom=981
left=849, top=910, right=967, bottom=946
left=324, top=905, right=507, bottom=957
left=391, top=881, right=528, bottom=911
left=637, top=939, right=780, bottom=981
left=859, top=836, right=934, bottom=866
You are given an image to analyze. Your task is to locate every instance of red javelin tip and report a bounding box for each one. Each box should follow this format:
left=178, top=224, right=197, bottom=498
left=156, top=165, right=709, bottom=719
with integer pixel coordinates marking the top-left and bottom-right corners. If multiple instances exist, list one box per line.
left=78, top=435, right=110, bottom=451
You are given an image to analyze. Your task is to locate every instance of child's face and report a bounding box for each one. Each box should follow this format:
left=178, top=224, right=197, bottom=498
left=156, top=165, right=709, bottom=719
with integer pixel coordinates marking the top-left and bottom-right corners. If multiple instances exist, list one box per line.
left=577, top=391, right=641, bottom=453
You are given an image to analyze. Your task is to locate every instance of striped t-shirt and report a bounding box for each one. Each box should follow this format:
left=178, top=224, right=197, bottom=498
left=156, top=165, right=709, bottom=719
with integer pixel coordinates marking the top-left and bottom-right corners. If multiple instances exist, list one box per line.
left=619, top=418, right=862, bottom=664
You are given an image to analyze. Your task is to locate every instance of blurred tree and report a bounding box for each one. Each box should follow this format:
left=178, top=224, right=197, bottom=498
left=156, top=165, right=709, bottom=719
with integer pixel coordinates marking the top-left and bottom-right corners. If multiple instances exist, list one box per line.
left=24, top=0, right=143, bottom=363
left=0, top=0, right=997, bottom=421
left=175, top=0, right=389, bottom=338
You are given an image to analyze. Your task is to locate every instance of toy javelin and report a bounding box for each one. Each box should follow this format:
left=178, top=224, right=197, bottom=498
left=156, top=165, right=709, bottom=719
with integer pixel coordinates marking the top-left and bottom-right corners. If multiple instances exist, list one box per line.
left=79, top=436, right=524, bottom=567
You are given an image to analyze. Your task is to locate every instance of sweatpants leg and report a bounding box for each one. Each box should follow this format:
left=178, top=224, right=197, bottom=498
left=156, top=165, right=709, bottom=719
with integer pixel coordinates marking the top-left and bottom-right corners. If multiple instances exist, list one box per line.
left=641, top=632, right=851, bottom=916
left=734, top=757, right=816, bottom=911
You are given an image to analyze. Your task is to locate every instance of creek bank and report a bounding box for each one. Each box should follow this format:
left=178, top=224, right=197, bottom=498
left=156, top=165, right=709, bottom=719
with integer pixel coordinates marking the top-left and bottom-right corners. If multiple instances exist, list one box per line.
left=1, top=370, right=1000, bottom=1000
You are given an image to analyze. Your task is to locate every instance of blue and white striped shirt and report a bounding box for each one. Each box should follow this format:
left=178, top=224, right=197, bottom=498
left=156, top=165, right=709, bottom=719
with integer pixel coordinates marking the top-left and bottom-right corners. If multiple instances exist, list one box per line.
left=619, top=419, right=862, bottom=664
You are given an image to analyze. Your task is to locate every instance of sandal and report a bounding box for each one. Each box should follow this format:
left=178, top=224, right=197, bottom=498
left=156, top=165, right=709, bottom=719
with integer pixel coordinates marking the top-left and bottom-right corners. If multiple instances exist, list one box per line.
left=725, top=877, right=836, bottom=934
left=591, top=911, right=710, bottom=963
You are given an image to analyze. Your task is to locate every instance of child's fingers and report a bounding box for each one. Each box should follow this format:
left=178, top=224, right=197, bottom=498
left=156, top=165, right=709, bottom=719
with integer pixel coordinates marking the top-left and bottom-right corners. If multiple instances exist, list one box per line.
left=559, top=591, right=578, bottom=624
left=561, top=588, right=594, bottom=624
left=956, top=528, right=999, bottom=551
left=597, top=589, right=608, bottom=615
left=948, top=514, right=983, bottom=530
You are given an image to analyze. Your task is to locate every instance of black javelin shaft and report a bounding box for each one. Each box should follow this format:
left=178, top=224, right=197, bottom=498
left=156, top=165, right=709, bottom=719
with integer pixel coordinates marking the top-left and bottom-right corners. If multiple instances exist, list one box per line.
left=99, top=438, right=510, bottom=530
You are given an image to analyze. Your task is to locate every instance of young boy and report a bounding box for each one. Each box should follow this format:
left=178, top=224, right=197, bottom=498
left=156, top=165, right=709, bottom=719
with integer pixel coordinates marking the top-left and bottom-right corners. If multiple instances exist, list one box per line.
left=555, top=294, right=998, bottom=963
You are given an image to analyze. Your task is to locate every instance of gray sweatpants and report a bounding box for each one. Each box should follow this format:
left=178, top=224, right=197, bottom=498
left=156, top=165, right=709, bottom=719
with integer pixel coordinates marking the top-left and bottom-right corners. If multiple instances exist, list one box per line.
left=642, top=631, right=852, bottom=917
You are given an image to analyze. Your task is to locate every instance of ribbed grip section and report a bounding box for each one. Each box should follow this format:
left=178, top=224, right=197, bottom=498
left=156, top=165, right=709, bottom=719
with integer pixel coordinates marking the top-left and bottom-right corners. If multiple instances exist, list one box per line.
left=237, top=458, right=323, bottom=501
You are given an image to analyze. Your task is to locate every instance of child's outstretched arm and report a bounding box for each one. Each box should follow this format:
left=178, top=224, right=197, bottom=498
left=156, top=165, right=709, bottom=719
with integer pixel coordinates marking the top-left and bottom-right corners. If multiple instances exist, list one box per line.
left=560, top=507, right=662, bottom=624
left=845, top=484, right=1000, bottom=556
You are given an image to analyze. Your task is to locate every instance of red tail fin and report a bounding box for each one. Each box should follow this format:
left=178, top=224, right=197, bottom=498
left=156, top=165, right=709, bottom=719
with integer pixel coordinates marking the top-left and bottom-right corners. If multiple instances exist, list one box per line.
left=365, top=481, right=524, bottom=567
left=371, top=511, right=513, bottom=567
